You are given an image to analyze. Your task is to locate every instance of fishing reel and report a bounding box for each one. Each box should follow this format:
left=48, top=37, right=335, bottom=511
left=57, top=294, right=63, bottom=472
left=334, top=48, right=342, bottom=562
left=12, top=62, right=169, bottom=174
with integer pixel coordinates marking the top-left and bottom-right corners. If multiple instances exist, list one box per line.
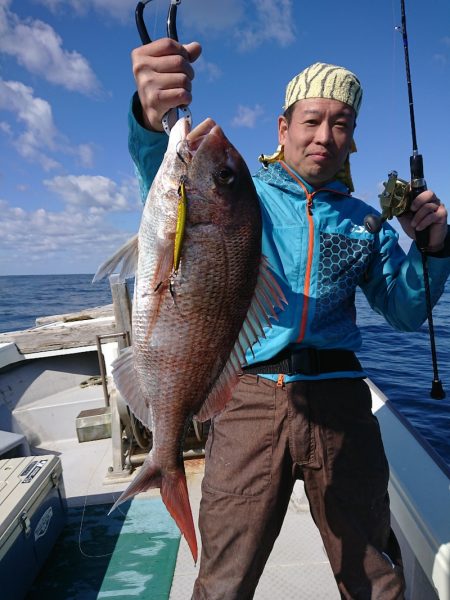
left=364, top=170, right=410, bottom=234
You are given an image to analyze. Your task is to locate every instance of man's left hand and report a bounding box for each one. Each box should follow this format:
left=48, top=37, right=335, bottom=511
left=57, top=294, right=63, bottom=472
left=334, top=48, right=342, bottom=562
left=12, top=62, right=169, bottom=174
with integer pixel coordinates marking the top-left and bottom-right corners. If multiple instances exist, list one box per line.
left=397, top=190, right=448, bottom=252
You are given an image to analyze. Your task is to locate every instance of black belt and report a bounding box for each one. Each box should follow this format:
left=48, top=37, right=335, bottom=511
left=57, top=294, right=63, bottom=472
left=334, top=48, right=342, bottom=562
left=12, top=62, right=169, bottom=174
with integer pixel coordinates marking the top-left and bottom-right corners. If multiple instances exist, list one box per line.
left=243, top=347, right=362, bottom=376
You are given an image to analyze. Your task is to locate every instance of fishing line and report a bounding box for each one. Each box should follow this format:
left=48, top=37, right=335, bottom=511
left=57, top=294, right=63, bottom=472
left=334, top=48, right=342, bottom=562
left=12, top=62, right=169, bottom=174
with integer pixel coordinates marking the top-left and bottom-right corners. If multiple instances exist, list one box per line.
left=152, top=0, right=162, bottom=43
left=77, top=441, right=128, bottom=559
left=390, top=0, right=398, bottom=134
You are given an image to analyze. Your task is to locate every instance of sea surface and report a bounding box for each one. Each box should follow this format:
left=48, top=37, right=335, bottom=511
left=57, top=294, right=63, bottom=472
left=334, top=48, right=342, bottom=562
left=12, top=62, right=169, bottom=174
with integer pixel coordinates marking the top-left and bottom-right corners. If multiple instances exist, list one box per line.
left=1, top=274, right=449, bottom=468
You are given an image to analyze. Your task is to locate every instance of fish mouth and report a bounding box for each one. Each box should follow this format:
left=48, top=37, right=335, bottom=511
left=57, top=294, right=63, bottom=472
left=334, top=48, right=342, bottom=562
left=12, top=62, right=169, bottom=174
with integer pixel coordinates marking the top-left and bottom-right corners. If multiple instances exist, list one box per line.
left=174, top=118, right=229, bottom=171
left=185, top=118, right=228, bottom=154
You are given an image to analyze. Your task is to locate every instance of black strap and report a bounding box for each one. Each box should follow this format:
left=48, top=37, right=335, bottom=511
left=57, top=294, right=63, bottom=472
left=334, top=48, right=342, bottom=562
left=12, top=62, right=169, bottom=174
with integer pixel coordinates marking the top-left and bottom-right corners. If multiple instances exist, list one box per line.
left=243, top=348, right=362, bottom=376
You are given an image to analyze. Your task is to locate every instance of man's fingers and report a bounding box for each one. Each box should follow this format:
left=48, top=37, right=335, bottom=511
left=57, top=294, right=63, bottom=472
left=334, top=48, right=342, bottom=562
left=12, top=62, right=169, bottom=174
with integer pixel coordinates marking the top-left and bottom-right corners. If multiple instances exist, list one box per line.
left=138, top=72, right=192, bottom=94
left=133, top=38, right=190, bottom=59
left=183, top=42, right=202, bottom=64
left=414, top=203, right=447, bottom=231
left=141, top=87, right=192, bottom=121
left=154, top=87, right=193, bottom=110
left=411, top=199, right=444, bottom=228
left=409, top=189, right=438, bottom=212
left=134, top=54, right=196, bottom=81
left=132, top=39, right=201, bottom=64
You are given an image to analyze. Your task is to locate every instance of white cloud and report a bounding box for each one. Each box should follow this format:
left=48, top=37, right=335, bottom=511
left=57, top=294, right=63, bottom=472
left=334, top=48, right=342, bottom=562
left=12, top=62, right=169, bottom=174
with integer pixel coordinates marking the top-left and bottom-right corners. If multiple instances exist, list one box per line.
left=433, top=37, right=450, bottom=67
left=0, top=78, right=94, bottom=170
left=180, top=0, right=244, bottom=34
left=0, top=2, right=101, bottom=95
left=75, top=144, right=95, bottom=169
left=433, top=54, right=447, bottom=66
left=181, top=0, right=296, bottom=51
left=0, top=120, right=11, bottom=134
left=0, top=197, right=138, bottom=274
left=37, top=0, right=241, bottom=30
left=196, top=57, right=222, bottom=82
left=0, top=79, right=60, bottom=170
left=43, top=174, right=140, bottom=214
left=231, top=104, right=264, bottom=128
left=35, top=0, right=136, bottom=22
left=235, top=0, right=295, bottom=51
left=33, top=0, right=295, bottom=52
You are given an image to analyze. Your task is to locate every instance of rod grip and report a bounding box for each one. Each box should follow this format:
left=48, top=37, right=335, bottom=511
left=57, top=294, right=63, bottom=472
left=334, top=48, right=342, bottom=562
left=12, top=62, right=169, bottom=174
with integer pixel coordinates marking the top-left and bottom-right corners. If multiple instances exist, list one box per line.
left=410, top=154, right=429, bottom=250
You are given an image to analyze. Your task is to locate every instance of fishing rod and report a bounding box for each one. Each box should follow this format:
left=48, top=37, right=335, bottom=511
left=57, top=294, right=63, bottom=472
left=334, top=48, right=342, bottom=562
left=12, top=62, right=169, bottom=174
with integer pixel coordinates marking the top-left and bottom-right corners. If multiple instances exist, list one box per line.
left=364, top=0, right=445, bottom=399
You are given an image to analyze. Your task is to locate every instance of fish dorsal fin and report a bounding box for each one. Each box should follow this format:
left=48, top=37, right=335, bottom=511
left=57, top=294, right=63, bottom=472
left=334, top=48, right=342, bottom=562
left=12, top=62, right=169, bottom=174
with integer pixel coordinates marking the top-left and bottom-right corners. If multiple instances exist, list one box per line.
left=195, top=256, right=286, bottom=422
left=93, top=234, right=139, bottom=283
left=112, top=347, right=150, bottom=427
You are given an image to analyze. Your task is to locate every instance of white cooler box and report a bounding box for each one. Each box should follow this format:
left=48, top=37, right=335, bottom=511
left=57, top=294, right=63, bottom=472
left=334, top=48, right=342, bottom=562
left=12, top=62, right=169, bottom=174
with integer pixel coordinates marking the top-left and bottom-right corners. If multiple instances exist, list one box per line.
left=0, top=455, right=66, bottom=599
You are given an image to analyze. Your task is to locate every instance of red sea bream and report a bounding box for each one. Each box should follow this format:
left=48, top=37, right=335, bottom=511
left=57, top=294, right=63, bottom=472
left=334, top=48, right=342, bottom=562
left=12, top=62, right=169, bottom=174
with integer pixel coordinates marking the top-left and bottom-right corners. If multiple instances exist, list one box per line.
left=94, top=117, right=285, bottom=562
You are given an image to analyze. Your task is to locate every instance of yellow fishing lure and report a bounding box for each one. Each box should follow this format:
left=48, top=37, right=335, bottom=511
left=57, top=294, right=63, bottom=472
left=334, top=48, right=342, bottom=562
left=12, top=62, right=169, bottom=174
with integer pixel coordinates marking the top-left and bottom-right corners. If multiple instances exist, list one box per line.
left=173, top=178, right=187, bottom=272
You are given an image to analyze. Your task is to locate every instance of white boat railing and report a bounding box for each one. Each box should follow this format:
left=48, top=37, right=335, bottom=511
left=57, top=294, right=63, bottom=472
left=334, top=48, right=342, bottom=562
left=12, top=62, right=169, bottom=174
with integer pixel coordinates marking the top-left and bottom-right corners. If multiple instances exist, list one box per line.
left=370, top=379, right=450, bottom=600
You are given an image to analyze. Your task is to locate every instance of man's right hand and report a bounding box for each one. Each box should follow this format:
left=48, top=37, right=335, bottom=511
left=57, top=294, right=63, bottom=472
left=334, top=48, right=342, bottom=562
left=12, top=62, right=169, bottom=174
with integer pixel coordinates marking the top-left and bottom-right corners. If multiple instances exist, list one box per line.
left=131, top=38, right=202, bottom=132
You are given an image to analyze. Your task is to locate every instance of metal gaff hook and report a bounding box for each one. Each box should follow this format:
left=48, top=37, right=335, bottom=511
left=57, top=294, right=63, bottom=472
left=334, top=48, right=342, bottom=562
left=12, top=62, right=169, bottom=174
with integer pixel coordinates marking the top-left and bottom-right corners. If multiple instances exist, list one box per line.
left=135, top=0, right=192, bottom=135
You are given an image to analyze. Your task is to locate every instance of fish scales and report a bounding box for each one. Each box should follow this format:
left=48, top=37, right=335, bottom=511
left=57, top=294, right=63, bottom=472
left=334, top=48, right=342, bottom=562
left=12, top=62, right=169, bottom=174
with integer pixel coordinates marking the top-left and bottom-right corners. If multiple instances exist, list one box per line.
left=94, top=117, right=286, bottom=563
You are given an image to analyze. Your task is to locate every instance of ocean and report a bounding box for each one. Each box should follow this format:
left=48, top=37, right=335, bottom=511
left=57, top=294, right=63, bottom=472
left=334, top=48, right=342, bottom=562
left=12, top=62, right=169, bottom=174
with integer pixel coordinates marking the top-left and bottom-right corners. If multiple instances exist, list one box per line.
left=1, top=273, right=449, bottom=468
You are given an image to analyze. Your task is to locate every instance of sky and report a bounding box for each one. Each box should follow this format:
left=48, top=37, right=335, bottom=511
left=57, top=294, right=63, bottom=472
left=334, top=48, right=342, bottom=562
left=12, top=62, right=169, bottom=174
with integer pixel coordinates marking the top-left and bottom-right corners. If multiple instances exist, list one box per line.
left=0, top=0, right=449, bottom=275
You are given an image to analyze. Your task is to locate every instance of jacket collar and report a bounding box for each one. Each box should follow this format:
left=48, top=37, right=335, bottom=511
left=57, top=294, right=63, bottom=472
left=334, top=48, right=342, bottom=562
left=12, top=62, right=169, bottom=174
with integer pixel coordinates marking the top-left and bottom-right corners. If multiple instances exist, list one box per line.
left=255, top=160, right=350, bottom=197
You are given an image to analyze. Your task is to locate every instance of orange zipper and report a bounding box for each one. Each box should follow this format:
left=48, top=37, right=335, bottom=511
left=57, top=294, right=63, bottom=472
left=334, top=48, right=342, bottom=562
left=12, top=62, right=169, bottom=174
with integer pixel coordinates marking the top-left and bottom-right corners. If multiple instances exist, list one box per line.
left=298, top=194, right=315, bottom=343
left=279, top=161, right=314, bottom=343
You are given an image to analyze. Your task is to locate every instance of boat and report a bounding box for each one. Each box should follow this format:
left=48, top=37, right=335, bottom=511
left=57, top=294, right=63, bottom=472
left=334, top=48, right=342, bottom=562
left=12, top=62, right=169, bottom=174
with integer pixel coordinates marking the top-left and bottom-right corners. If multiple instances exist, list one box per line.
left=0, top=275, right=448, bottom=599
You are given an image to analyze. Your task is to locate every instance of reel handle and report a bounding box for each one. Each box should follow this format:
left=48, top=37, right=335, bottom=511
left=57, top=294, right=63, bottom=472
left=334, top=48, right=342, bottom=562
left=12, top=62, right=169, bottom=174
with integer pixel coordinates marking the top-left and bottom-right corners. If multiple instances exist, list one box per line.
left=363, top=214, right=385, bottom=234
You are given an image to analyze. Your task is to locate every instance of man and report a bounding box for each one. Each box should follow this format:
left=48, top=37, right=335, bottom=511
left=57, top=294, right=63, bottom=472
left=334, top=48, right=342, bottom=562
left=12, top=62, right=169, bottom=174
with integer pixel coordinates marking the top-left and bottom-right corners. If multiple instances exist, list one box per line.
left=128, top=39, right=450, bottom=599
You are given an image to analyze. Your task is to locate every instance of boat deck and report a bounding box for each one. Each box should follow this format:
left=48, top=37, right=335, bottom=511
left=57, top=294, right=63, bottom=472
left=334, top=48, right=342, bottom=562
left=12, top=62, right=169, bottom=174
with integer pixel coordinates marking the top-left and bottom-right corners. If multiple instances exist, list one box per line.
left=171, top=462, right=339, bottom=599
left=1, top=309, right=448, bottom=598
left=30, top=437, right=339, bottom=599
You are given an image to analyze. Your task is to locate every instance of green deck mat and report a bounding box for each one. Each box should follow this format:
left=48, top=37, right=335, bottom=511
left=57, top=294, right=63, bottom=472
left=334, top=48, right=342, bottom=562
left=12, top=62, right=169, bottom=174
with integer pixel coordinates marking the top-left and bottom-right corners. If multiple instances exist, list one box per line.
left=27, top=497, right=181, bottom=600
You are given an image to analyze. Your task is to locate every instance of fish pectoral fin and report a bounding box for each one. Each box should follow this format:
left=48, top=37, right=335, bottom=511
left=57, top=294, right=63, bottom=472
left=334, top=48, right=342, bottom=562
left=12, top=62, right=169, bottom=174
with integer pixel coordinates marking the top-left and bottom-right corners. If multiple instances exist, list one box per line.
left=93, top=234, right=139, bottom=283
left=195, top=255, right=287, bottom=423
left=152, top=237, right=176, bottom=292
left=195, top=320, right=254, bottom=421
left=112, top=347, right=149, bottom=426
left=195, top=357, right=242, bottom=422
left=238, top=254, right=287, bottom=347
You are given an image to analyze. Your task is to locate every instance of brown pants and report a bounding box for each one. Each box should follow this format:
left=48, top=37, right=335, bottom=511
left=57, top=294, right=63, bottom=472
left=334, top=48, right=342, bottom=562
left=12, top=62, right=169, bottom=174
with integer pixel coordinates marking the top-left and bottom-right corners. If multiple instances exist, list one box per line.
left=192, top=375, right=405, bottom=600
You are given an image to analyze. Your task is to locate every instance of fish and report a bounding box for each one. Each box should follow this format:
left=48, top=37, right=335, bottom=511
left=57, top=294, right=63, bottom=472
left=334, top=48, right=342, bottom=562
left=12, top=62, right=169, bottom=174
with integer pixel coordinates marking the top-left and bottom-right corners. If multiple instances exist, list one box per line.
left=94, top=117, right=286, bottom=562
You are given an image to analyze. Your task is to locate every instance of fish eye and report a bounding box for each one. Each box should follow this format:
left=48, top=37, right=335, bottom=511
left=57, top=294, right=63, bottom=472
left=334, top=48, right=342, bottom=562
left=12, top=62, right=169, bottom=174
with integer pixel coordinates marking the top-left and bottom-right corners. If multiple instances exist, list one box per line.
left=215, top=167, right=235, bottom=186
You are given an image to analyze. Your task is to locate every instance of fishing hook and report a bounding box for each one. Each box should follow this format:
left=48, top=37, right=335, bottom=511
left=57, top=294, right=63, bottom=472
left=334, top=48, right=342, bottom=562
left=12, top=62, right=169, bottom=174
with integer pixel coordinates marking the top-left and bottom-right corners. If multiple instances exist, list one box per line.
left=176, top=139, right=188, bottom=165
left=135, top=0, right=192, bottom=135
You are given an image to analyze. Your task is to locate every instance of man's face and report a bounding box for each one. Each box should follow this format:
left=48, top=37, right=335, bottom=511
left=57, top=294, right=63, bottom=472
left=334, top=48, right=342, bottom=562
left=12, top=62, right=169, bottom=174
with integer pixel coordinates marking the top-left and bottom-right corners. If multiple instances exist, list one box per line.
left=278, top=98, right=356, bottom=188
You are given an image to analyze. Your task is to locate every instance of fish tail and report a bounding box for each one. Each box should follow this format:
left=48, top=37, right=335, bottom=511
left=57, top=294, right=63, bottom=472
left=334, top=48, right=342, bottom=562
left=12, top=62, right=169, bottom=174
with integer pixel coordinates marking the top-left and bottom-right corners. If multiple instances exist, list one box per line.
left=161, top=469, right=198, bottom=564
left=109, top=457, right=198, bottom=563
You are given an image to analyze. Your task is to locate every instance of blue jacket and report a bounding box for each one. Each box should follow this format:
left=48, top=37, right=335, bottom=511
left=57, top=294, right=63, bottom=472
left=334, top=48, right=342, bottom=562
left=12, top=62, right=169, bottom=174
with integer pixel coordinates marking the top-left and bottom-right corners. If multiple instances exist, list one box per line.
left=128, top=97, right=450, bottom=381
